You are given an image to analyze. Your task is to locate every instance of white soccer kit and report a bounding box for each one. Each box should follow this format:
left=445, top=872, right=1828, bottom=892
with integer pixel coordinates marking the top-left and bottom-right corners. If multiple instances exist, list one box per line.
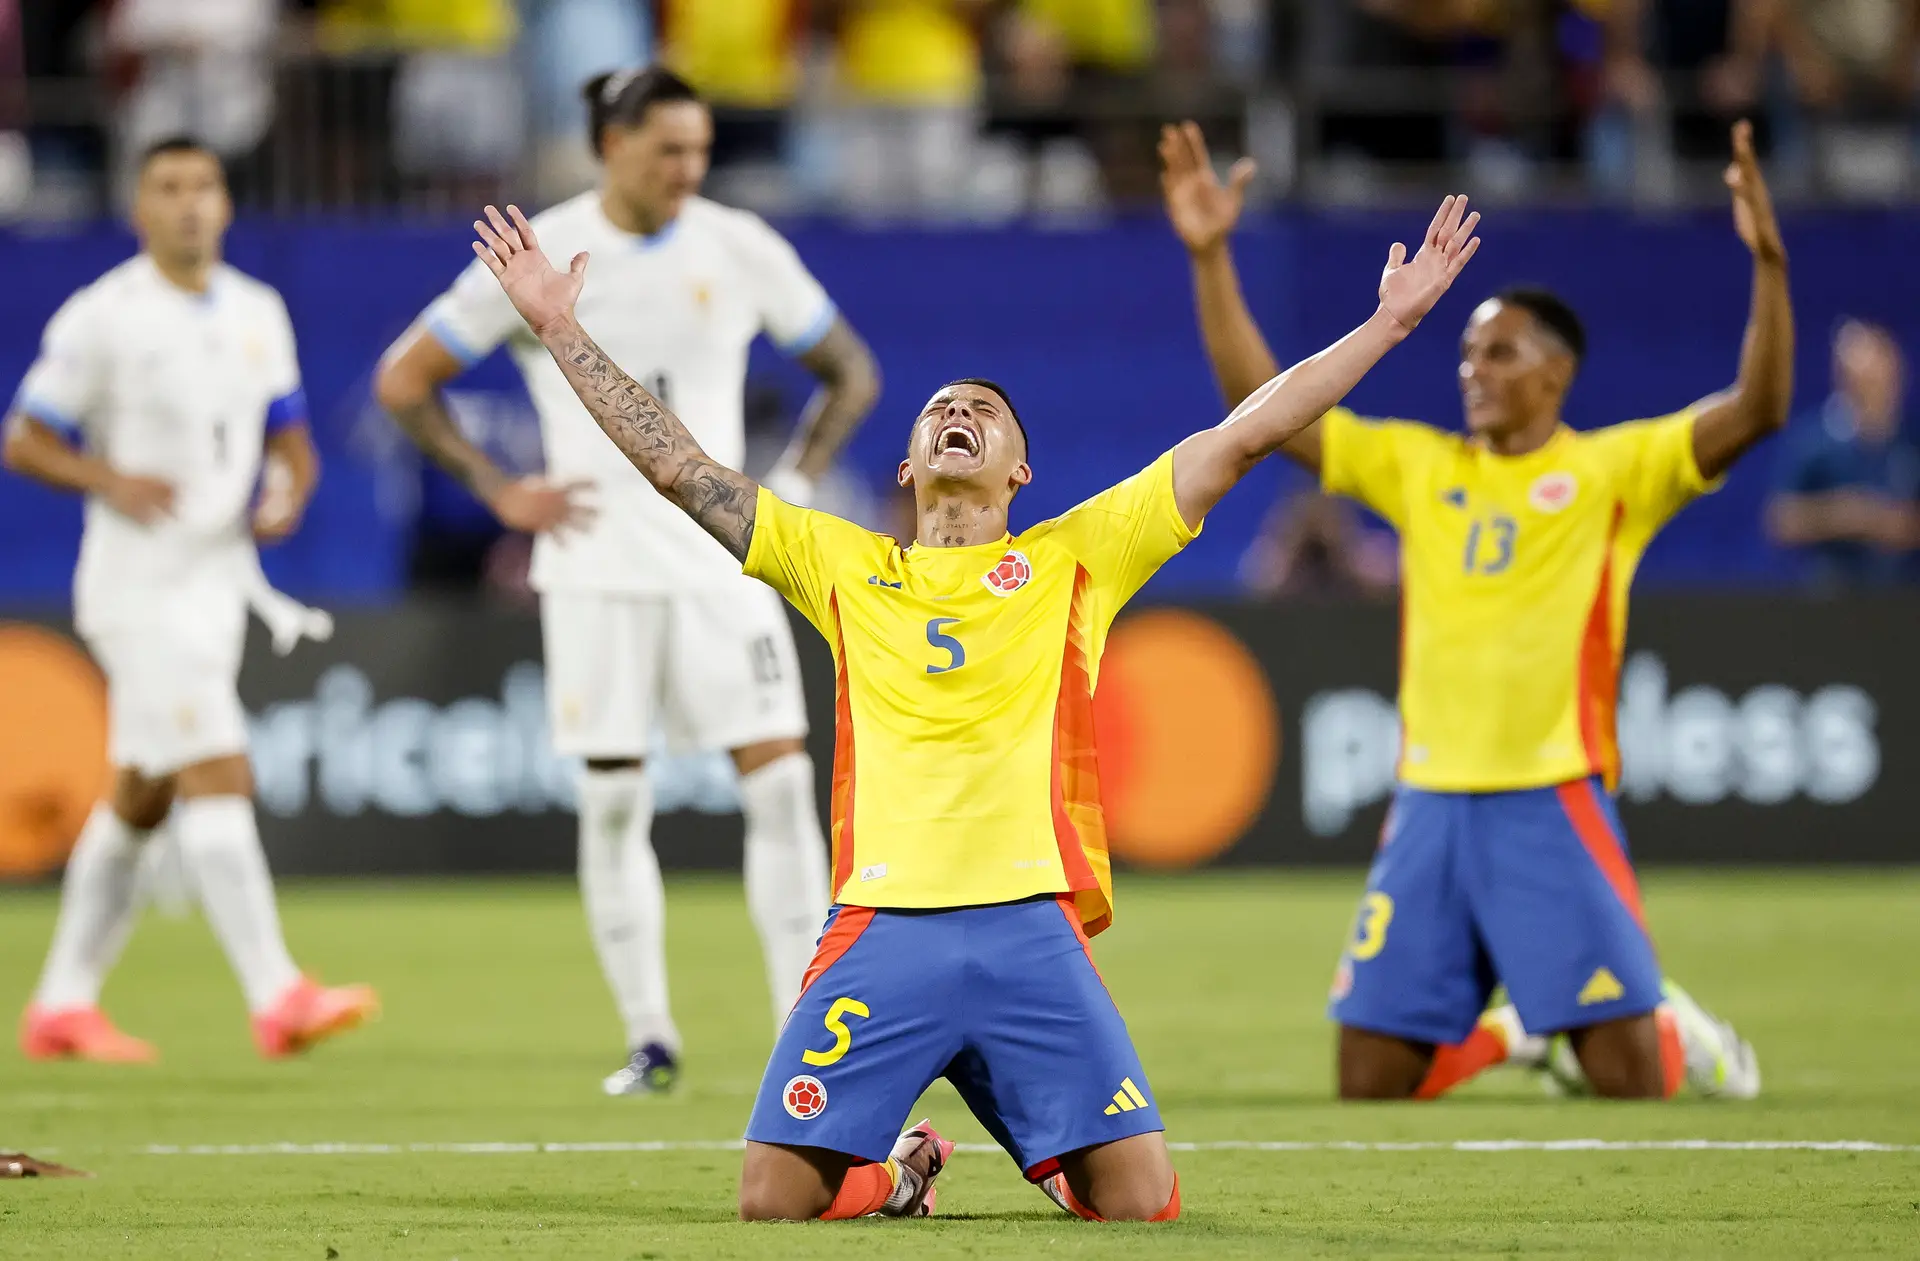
left=421, top=193, right=836, bottom=757
left=15, top=256, right=308, bottom=775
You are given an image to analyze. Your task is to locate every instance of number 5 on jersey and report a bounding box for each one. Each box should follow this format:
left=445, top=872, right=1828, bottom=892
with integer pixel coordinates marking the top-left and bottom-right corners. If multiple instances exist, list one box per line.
left=801, top=997, right=870, bottom=1067
left=925, top=618, right=965, bottom=674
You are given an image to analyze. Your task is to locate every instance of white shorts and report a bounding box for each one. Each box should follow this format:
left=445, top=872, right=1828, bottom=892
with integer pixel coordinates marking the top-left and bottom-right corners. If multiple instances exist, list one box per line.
left=85, top=622, right=249, bottom=777
left=541, top=582, right=809, bottom=760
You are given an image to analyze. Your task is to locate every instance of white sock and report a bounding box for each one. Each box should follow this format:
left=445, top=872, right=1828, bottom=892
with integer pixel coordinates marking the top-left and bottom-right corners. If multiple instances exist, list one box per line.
left=32, top=804, right=149, bottom=1010
left=740, top=753, right=831, bottom=1027
left=174, top=795, right=301, bottom=1012
left=576, top=768, right=677, bottom=1052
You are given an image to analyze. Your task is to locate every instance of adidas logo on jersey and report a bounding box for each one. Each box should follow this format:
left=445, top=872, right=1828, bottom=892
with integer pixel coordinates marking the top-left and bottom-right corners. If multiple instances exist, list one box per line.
left=1577, top=967, right=1625, bottom=1006
left=1103, top=1077, right=1151, bottom=1115
left=867, top=575, right=902, bottom=589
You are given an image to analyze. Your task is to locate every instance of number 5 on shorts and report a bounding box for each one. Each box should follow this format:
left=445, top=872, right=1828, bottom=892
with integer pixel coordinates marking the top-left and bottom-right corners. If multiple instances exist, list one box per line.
left=801, top=997, right=870, bottom=1067
left=1349, top=892, right=1394, bottom=961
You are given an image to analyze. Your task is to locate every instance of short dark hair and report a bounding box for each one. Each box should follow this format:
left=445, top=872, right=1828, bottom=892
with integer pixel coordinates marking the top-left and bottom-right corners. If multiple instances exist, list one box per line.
left=1495, top=286, right=1586, bottom=365
left=138, top=135, right=223, bottom=178
left=943, top=377, right=1028, bottom=452
left=582, top=66, right=702, bottom=157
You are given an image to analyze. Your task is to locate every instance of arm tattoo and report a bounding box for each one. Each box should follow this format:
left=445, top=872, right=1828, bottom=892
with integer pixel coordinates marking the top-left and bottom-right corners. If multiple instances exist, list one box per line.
left=389, top=393, right=504, bottom=498
left=546, top=324, right=758, bottom=558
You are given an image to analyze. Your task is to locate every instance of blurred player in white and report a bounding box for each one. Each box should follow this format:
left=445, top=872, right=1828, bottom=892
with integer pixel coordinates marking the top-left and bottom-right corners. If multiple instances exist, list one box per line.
left=376, top=68, right=879, bottom=1093
left=5, top=138, right=378, bottom=1062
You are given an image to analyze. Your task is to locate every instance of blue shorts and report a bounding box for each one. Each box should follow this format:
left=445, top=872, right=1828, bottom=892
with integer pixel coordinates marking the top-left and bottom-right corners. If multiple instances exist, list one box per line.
left=1328, top=776, right=1663, bottom=1046
left=745, top=895, right=1164, bottom=1177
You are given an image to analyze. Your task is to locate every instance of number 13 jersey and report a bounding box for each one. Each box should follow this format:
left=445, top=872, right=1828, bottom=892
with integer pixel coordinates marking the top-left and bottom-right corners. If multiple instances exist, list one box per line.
left=744, top=451, right=1200, bottom=936
left=1320, top=406, right=1719, bottom=796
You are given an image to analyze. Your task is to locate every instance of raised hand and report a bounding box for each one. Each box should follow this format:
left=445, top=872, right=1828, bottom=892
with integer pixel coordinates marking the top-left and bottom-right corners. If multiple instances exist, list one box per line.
left=485, top=474, right=598, bottom=538
left=1378, top=194, right=1481, bottom=335
left=473, top=205, right=586, bottom=339
left=1725, top=120, right=1786, bottom=266
left=1159, top=121, right=1255, bottom=256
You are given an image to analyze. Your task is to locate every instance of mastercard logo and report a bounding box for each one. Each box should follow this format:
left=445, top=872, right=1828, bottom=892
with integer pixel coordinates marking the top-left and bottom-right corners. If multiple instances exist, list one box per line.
left=0, top=623, right=110, bottom=879
left=1093, top=610, right=1279, bottom=867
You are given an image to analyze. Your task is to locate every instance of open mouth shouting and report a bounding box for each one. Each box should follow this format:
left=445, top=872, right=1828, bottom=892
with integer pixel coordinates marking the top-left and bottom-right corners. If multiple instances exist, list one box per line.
left=931, top=418, right=983, bottom=464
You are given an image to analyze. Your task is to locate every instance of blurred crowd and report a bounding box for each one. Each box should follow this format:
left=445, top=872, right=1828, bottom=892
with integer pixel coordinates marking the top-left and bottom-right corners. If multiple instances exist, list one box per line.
left=6, top=2, right=1919, bottom=221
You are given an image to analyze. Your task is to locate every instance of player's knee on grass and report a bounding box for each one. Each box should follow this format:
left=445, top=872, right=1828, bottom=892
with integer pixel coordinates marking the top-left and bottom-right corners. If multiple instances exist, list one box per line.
left=1569, top=1012, right=1666, bottom=1099
left=1337, top=1026, right=1434, bottom=1099
left=738, top=1141, right=846, bottom=1221
left=110, top=767, right=176, bottom=830
left=174, top=753, right=254, bottom=800
left=1058, top=1132, right=1178, bottom=1222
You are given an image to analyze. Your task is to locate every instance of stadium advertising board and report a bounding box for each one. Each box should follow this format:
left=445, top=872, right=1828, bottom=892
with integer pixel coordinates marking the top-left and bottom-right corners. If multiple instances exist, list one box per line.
left=0, top=596, right=1911, bottom=877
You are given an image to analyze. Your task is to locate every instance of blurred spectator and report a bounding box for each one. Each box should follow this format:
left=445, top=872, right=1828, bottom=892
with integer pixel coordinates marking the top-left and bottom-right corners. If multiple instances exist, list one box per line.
left=521, top=0, right=651, bottom=199
left=108, top=0, right=280, bottom=202
left=0, top=0, right=26, bottom=217
left=1770, top=0, right=1920, bottom=199
left=1588, top=0, right=1791, bottom=200
left=20, top=0, right=107, bottom=217
left=991, top=0, right=1156, bottom=207
left=658, top=0, right=803, bottom=206
left=1241, top=484, right=1397, bottom=600
left=1302, top=0, right=1609, bottom=197
left=829, top=0, right=988, bottom=218
left=1765, top=319, right=1920, bottom=587
left=321, top=0, right=524, bottom=209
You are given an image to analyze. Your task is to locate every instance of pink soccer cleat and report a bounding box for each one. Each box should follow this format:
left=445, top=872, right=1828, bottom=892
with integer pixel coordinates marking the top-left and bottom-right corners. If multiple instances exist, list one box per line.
left=19, top=1004, right=158, bottom=1063
left=250, top=977, right=380, bottom=1058
left=879, top=1119, right=955, bottom=1217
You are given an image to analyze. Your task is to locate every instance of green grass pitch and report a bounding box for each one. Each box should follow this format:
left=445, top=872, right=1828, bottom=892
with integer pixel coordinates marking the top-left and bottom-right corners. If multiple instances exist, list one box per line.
left=2, top=869, right=1916, bottom=1258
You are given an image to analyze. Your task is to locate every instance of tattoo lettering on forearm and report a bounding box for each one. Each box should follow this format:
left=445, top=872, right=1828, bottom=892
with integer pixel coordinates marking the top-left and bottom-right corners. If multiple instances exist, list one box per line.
left=550, top=328, right=757, bottom=558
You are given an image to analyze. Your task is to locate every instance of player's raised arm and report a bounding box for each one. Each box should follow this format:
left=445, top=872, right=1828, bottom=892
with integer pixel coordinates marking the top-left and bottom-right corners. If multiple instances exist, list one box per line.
left=1688, top=121, right=1794, bottom=481
left=1161, top=123, right=1329, bottom=473
left=470, top=203, right=759, bottom=559
left=1169, top=194, right=1481, bottom=527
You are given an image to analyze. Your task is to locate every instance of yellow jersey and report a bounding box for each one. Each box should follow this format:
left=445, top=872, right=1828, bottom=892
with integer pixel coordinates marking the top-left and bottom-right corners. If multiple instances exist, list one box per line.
left=1321, top=407, right=1717, bottom=793
left=660, top=0, right=799, bottom=108
left=838, top=0, right=981, bottom=105
left=744, top=452, right=1199, bottom=936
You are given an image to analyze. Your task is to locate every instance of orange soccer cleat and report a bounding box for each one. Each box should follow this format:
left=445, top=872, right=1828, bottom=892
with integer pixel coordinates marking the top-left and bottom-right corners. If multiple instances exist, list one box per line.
left=250, top=976, right=380, bottom=1059
left=19, top=1004, right=158, bottom=1064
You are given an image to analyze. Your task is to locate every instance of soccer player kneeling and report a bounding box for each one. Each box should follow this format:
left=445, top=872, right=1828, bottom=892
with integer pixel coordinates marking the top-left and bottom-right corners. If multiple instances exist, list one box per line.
left=462, top=192, right=1481, bottom=1219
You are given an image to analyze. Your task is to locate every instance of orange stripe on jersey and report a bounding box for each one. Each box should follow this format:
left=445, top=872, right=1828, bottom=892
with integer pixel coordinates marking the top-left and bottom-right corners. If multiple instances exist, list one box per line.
left=797, top=905, right=875, bottom=1000
left=1555, top=779, right=1648, bottom=933
left=827, top=593, right=857, bottom=900
left=1049, top=565, right=1110, bottom=934
left=1576, top=503, right=1626, bottom=788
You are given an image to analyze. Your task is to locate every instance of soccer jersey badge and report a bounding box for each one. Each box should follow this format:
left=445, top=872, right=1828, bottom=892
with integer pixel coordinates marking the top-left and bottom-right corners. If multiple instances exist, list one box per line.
left=982, top=549, right=1033, bottom=596
left=1528, top=472, right=1578, bottom=513
left=783, top=1074, right=827, bottom=1120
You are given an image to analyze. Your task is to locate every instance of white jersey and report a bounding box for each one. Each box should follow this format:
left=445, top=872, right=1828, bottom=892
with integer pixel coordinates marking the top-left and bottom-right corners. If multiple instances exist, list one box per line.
left=420, top=193, right=836, bottom=594
left=14, top=255, right=305, bottom=638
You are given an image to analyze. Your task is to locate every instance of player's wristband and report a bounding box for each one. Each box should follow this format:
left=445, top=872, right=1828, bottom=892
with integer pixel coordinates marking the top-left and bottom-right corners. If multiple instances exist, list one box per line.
left=762, top=466, right=816, bottom=508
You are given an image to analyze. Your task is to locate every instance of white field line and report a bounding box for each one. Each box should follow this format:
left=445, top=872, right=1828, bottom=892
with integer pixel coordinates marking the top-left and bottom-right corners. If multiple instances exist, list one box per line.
left=127, top=1139, right=1920, bottom=1157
